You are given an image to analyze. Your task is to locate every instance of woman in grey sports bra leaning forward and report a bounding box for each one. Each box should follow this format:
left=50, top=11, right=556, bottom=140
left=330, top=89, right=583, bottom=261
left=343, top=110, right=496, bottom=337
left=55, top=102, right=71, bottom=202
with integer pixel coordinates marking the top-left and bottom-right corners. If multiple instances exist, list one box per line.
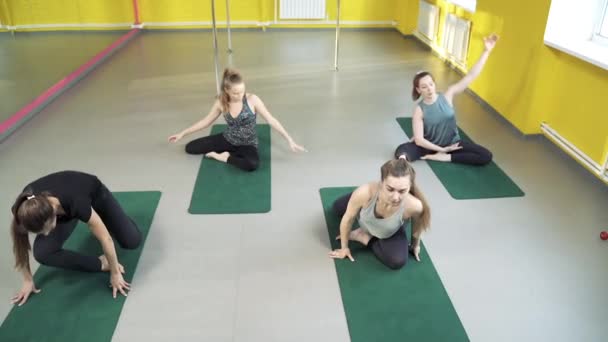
left=329, top=159, right=430, bottom=270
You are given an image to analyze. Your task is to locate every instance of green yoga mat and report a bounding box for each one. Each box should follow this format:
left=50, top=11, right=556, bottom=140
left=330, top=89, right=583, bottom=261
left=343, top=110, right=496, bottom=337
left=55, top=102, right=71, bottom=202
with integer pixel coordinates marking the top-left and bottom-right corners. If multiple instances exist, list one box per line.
left=188, top=124, right=271, bottom=214
left=396, top=117, right=524, bottom=199
left=0, top=191, right=162, bottom=342
left=320, top=187, right=469, bottom=342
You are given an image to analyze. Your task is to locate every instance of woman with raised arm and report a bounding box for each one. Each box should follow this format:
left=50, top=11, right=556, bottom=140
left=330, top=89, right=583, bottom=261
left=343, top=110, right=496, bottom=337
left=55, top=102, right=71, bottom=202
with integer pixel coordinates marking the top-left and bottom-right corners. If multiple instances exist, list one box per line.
left=395, top=34, right=499, bottom=165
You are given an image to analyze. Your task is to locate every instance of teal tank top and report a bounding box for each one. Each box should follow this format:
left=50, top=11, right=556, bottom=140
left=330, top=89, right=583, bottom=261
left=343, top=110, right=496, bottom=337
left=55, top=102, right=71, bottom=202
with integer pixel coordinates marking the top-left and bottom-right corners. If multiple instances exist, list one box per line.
left=419, top=93, right=460, bottom=146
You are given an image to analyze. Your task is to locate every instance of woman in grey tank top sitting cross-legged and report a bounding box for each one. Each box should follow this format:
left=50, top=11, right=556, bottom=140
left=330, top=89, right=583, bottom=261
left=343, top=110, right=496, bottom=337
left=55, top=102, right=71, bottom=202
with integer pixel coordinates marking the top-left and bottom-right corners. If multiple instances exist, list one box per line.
left=168, top=68, right=307, bottom=171
left=395, top=34, right=499, bottom=166
left=329, top=159, right=430, bottom=270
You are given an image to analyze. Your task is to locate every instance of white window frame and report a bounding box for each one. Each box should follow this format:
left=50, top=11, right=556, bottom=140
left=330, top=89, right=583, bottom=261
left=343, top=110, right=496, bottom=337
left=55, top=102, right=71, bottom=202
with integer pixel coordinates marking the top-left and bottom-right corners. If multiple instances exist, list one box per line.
left=592, top=0, right=608, bottom=45
left=446, top=0, right=476, bottom=13
left=442, top=13, right=471, bottom=68
left=604, top=152, right=608, bottom=178
left=544, top=0, right=608, bottom=70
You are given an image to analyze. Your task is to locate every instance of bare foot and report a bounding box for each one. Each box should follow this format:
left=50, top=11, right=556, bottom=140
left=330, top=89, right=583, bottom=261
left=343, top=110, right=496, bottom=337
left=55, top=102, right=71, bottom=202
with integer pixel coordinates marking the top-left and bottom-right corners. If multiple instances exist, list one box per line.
left=205, top=151, right=230, bottom=163
left=99, top=255, right=109, bottom=271
left=349, top=228, right=372, bottom=245
left=99, top=255, right=125, bottom=273
left=421, top=152, right=451, bottom=162
left=336, top=228, right=372, bottom=245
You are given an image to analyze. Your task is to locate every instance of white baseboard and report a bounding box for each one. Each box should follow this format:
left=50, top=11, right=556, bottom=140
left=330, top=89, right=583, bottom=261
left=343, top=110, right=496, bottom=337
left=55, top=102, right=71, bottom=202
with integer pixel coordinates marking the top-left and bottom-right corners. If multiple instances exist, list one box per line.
left=1, top=20, right=396, bottom=31
left=143, top=20, right=395, bottom=28
left=143, top=21, right=259, bottom=27
left=4, top=23, right=132, bottom=30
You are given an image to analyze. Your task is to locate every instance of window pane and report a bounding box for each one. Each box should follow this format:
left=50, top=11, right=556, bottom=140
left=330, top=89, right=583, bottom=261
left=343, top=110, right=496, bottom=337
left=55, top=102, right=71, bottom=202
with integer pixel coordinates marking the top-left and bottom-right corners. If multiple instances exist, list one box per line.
left=601, top=7, right=608, bottom=37
left=446, top=0, right=476, bottom=13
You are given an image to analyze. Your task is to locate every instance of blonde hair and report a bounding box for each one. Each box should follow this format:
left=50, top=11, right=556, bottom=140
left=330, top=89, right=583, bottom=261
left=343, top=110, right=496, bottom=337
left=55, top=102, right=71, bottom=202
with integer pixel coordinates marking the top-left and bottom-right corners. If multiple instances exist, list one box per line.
left=219, top=68, right=243, bottom=112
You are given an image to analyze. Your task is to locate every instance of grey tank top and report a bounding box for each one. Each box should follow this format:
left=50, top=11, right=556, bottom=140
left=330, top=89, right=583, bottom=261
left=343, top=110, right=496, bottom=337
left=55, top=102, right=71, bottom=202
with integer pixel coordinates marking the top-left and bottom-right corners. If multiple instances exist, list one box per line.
left=358, top=191, right=407, bottom=239
left=222, top=95, right=258, bottom=147
left=419, top=93, right=460, bottom=146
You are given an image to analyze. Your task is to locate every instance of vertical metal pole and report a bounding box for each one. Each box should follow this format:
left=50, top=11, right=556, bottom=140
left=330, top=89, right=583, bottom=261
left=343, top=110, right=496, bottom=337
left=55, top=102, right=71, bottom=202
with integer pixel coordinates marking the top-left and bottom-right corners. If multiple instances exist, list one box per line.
left=226, top=0, right=232, bottom=53
left=132, top=0, right=141, bottom=25
left=211, top=0, right=221, bottom=95
left=334, top=0, right=341, bottom=71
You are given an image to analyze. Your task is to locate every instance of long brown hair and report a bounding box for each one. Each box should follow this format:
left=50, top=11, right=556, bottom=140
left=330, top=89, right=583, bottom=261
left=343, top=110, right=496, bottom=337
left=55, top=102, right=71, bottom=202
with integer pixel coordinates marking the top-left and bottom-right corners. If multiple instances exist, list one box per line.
left=380, top=159, right=431, bottom=231
left=411, top=71, right=434, bottom=101
left=219, top=68, right=243, bottom=112
left=10, top=190, right=54, bottom=269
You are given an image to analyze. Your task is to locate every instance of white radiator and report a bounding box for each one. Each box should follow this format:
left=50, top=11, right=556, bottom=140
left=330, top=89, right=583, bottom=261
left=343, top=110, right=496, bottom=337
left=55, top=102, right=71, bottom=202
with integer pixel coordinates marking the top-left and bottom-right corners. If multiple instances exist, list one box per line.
left=442, top=13, right=471, bottom=67
left=417, top=0, right=440, bottom=41
left=541, top=123, right=608, bottom=182
left=280, top=0, right=326, bottom=20
left=446, top=0, right=477, bottom=13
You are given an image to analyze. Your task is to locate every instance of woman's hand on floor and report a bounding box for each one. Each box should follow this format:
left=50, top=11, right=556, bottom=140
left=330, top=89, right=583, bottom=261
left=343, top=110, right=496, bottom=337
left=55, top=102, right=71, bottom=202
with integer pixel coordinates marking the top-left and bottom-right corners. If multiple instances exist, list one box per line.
left=11, top=280, right=41, bottom=306
left=110, top=272, right=131, bottom=299
left=329, top=248, right=355, bottom=262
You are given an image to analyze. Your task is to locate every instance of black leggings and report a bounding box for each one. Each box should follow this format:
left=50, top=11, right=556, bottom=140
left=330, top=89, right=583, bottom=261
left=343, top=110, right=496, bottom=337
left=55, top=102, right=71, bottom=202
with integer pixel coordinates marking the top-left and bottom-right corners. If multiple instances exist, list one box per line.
left=333, top=192, right=408, bottom=270
left=33, top=184, right=141, bottom=272
left=394, top=140, right=492, bottom=165
left=185, top=133, right=259, bottom=172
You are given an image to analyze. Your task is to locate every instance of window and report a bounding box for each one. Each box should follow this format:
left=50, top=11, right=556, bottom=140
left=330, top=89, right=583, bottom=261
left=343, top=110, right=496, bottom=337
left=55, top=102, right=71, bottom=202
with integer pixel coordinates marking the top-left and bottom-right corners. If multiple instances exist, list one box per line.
left=446, top=0, right=476, bottom=13
left=593, top=1, right=608, bottom=43
left=600, top=2, right=608, bottom=36
left=544, top=0, right=608, bottom=70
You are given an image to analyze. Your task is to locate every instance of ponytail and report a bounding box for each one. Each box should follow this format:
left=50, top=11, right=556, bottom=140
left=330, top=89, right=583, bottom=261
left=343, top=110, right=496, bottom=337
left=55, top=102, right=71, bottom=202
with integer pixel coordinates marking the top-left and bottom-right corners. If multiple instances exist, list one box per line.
left=11, top=219, right=31, bottom=270
left=10, top=189, right=54, bottom=269
left=219, top=68, right=243, bottom=112
left=409, top=182, right=431, bottom=232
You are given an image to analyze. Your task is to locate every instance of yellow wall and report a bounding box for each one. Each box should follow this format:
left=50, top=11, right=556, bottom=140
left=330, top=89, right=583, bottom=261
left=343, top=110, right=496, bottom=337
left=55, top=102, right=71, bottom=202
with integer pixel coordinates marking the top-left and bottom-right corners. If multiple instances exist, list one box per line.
left=397, top=0, right=608, bottom=168
left=139, top=0, right=261, bottom=26
left=141, top=0, right=396, bottom=28
left=6, top=0, right=133, bottom=30
left=467, top=0, right=608, bottom=165
left=1, top=0, right=397, bottom=29
left=1, top=0, right=12, bottom=29
left=537, top=51, right=608, bottom=165
left=81, top=0, right=134, bottom=23
left=465, top=0, right=549, bottom=134
left=139, top=0, right=210, bottom=23
left=395, top=0, right=418, bottom=35
left=329, top=0, right=396, bottom=22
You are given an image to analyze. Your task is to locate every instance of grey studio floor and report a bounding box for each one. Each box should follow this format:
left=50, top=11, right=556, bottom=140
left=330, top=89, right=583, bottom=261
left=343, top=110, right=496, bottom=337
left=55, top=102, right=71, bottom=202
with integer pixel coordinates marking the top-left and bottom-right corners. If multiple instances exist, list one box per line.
left=0, top=29, right=607, bottom=342
left=0, top=31, right=125, bottom=122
